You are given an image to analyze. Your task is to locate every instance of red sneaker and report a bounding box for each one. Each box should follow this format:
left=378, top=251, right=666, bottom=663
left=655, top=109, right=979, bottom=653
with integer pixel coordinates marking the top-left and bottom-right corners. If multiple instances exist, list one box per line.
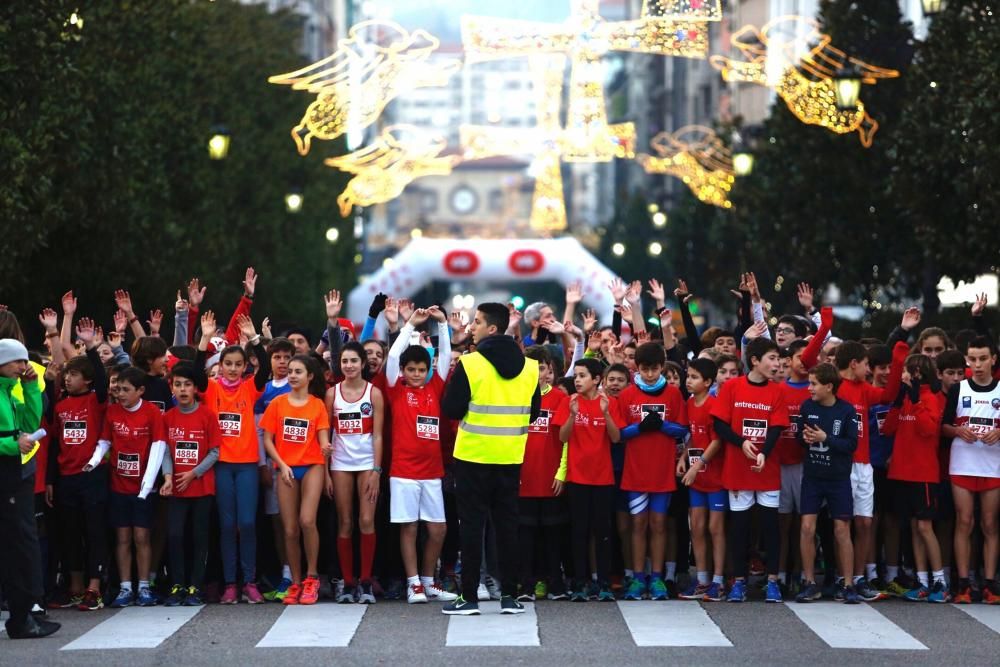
left=299, top=577, right=320, bottom=605
left=243, top=582, right=264, bottom=604
left=283, top=583, right=302, bottom=605
left=220, top=584, right=239, bottom=605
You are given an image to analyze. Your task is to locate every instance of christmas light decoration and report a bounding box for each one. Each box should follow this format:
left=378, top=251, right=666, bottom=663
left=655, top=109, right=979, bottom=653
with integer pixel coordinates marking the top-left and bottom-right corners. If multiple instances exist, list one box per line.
left=325, top=125, right=458, bottom=216
left=709, top=15, right=899, bottom=147
left=637, top=126, right=735, bottom=208
left=641, top=0, right=722, bottom=21
left=269, top=20, right=460, bottom=155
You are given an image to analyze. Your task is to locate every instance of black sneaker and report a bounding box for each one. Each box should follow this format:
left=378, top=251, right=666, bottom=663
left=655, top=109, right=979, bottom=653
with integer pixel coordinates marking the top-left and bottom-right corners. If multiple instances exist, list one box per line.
left=500, top=595, right=526, bottom=614
left=854, top=578, right=884, bottom=602
left=183, top=586, right=205, bottom=607
left=5, top=615, right=61, bottom=639
left=164, top=585, right=186, bottom=607
left=442, top=595, right=481, bottom=615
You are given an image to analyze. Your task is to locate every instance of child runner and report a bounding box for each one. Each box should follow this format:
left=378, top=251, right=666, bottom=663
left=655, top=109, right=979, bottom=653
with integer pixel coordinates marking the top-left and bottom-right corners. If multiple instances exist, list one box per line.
left=261, top=354, right=332, bottom=605
left=603, top=363, right=633, bottom=589
left=776, top=340, right=811, bottom=592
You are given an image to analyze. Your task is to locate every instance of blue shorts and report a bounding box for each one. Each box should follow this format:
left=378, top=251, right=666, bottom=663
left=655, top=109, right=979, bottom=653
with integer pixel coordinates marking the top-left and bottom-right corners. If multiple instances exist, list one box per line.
left=689, top=488, right=728, bottom=512
left=801, top=475, right=853, bottom=520
left=625, top=491, right=671, bottom=515
left=291, top=465, right=311, bottom=481
left=109, top=491, right=157, bottom=529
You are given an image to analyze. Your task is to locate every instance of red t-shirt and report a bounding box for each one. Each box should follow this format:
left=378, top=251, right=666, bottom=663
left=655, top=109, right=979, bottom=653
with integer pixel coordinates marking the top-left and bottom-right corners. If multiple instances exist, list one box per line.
left=54, top=392, right=106, bottom=477
left=710, top=376, right=790, bottom=492
left=776, top=381, right=811, bottom=465
left=885, top=386, right=944, bottom=483
left=386, top=375, right=446, bottom=480
left=520, top=388, right=568, bottom=497
left=687, top=395, right=724, bottom=493
left=163, top=405, right=222, bottom=498
left=101, top=400, right=166, bottom=495
left=836, top=343, right=906, bottom=465
left=553, top=394, right=626, bottom=486
left=618, top=384, right=687, bottom=493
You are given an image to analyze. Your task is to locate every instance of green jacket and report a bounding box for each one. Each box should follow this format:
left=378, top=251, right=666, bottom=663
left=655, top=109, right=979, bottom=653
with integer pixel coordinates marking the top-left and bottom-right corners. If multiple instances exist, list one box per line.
left=0, top=375, right=41, bottom=458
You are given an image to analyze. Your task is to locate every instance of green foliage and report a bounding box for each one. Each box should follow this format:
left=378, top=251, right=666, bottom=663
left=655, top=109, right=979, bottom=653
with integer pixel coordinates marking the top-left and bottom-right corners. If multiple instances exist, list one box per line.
left=0, top=0, right=355, bottom=339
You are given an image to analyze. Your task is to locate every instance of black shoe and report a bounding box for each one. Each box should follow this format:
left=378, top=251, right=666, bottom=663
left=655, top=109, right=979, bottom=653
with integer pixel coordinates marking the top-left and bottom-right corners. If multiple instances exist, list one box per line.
left=5, top=615, right=61, bottom=639
left=442, top=595, right=481, bottom=616
left=500, top=595, right=526, bottom=614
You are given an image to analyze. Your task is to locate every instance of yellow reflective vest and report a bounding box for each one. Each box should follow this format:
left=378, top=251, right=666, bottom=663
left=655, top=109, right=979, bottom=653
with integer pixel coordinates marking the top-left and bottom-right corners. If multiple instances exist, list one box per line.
left=453, top=352, right=539, bottom=465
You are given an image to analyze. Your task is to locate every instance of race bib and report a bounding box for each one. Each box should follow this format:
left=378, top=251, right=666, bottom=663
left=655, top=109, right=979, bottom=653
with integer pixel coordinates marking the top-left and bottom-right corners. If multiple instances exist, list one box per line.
left=528, top=409, right=551, bottom=434
left=854, top=412, right=865, bottom=438
left=741, top=418, right=767, bottom=443
left=63, top=420, right=87, bottom=446
left=688, top=447, right=705, bottom=471
left=416, top=415, right=440, bottom=441
left=283, top=417, right=309, bottom=444
left=117, top=452, right=140, bottom=477
left=875, top=409, right=889, bottom=434
left=782, top=419, right=799, bottom=439
left=219, top=412, right=242, bottom=437
left=640, top=404, right=666, bottom=420
left=337, top=411, right=362, bottom=435
left=969, top=416, right=996, bottom=437
left=174, top=441, right=198, bottom=466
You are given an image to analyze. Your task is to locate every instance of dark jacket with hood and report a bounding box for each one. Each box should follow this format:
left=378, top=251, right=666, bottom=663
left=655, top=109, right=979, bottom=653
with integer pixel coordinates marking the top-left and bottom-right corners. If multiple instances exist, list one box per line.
left=442, top=335, right=541, bottom=425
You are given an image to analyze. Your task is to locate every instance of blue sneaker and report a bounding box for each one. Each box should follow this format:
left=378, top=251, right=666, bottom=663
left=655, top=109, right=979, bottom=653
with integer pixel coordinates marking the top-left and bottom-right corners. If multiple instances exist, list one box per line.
left=727, top=579, right=747, bottom=602
left=844, top=586, right=861, bottom=604
left=703, top=582, right=724, bottom=602
left=570, top=588, right=588, bottom=602
left=679, top=581, right=708, bottom=600
left=110, top=587, right=134, bottom=608
left=928, top=581, right=951, bottom=603
left=795, top=582, right=822, bottom=603
left=648, top=578, right=669, bottom=601
left=137, top=586, right=158, bottom=607
left=598, top=586, right=616, bottom=602
left=765, top=580, right=783, bottom=603
left=623, top=578, right=646, bottom=601
left=834, top=583, right=847, bottom=601
left=904, top=585, right=929, bottom=602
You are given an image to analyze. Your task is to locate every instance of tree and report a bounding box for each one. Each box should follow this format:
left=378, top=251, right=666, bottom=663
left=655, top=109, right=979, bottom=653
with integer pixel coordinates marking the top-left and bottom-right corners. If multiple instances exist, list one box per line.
left=0, top=1, right=355, bottom=338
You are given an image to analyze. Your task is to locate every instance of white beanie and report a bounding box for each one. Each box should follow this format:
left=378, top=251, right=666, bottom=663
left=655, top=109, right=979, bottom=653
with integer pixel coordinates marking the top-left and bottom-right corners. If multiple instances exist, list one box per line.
left=0, top=339, right=29, bottom=367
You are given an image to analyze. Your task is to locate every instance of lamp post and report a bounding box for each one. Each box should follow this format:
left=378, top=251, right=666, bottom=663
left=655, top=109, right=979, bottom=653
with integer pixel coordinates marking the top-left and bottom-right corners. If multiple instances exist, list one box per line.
left=208, top=125, right=231, bottom=160
left=732, top=139, right=754, bottom=177
left=285, top=188, right=304, bottom=213
left=833, top=64, right=862, bottom=111
left=921, top=0, right=946, bottom=17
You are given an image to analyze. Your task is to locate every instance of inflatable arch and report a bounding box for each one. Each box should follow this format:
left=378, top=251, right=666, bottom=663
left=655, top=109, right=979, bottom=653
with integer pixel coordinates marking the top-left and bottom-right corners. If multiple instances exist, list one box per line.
left=347, top=237, right=621, bottom=324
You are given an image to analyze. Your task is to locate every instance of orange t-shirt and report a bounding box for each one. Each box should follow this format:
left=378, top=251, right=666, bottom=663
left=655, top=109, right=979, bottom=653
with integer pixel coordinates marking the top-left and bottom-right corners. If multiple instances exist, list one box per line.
left=260, top=394, right=330, bottom=467
left=204, top=379, right=263, bottom=463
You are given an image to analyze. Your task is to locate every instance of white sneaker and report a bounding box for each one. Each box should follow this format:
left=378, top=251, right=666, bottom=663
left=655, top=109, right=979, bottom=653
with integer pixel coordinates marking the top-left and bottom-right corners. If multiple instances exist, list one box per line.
left=477, top=582, right=490, bottom=601
left=425, top=583, right=458, bottom=601
left=407, top=583, right=428, bottom=604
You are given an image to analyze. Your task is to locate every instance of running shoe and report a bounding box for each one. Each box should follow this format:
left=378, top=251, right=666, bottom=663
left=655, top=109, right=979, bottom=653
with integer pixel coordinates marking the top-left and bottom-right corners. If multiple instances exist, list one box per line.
left=597, top=586, right=616, bottom=602
left=282, top=583, right=301, bottom=605
left=48, top=591, right=82, bottom=609
left=484, top=574, right=502, bottom=601
left=78, top=589, right=104, bottom=611
left=183, top=586, right=205, bottom=606
left=649, top=578, right=669, bottom=601
left=623, top=578, right=646, bottom=601
left=425, top=583, right=458, bottom=602
left=727, top=579, right=747, bottom=603
left=164, top=585, right=186, bottom=607
left=983, top=580, right=1000, bottom=605
left=547, top=590, right=569, bottom=601
left=703, top=582, right=725, bottom=602
left=383, top=578, right=403, bottom=601
left=136, top=586, right=158, bottom=607
left=358, top=580, right=376, bottom=604
left=269, top=577, right=292, bottom=602
left=500, top=595, right=526, bottom=614
left=679, top=582, right=709, bottom=600
left=534, top=580, right=547, bottom=599
left=855, top=578, right=885, bottom=602
left=869, top=577, right=888, bottom=594
left=299, top=577, right=320, bottom=605
left=904, top=585, right=929, bottom=602
left=587, top=581, right=601, bottom=601
left=337, top=582, right=356, bottom=604
left=243, top=582, right=264, bottom=604
left=834, top=583, right=847, bottom=602
left=407, top=582, right=428, bottom=604
left=953, top=583, right=973, bottom=604
left=220, top=583, right=239, bottom=605
left=928, top=581, right=951, bottom=603
left=885, top=577, right=911, bottom=598
left=477, top=582, right=490, bottom=601
left=442, top=595, right=481, bottom=615
left=765, top=580, right=783, bottom=603
left=570, top=583, right=588, bottom=602
left=795, top=582, right=822, bottom=603
left=110, top=587, right=134, bottom=608
left=843, top=586, right=861, bottom=605
left=516, top=591, right=535, bottom=602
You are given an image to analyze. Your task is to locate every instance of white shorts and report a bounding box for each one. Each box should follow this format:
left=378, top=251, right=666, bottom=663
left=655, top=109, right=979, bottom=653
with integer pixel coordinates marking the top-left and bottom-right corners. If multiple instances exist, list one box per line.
left=850, top=462, right=875, bottom=518
left=729, top=489, right=780, bottom=512
left=779, top=463, right=803, bottom=514
left=390, top=477, right=446, bottom=523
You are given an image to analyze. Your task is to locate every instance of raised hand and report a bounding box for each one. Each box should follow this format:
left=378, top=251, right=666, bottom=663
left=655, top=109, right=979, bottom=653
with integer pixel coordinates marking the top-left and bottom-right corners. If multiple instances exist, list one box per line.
left=900, top=306, right=922, bottom=332
left=745, top=320, right=768, bottom=340
left=605, top=342, right=625, bottom=364
left=398, top=298, right=415, bottom=323
left=581, top=308, right=598, bottom=334
left=635, top=329, right=651, bottom=345
left=38, top=308, right=58, bottom=334
left=107, top=331, right=123, bottom=348
left=187, top=278, right=206, bottom=307
left=626, top=280, right=642, bottom=305
left=746, top=271, right=761, bottom=302
left=797, top=282, right=815, bottom=312
left=587, top=331, right=602, bottom=353
left=93, top=326, right=105, bottom=345
left=261, top=317, right=273, bottom=341
left=236, top=313, right=257, bottom=339
left=383, top=297, right=399, bottom=328
left=76, top=317, right=97, bottom=346
left=674, top=278, right=693, bottom=304
left=607, top=277, right=627, bottom=303
left=972, top=292, right=988, bottom=317
left=565, top=281, right=583, bottom=305
left=175, top=291, right=189, bottom=313
left=61, top=290, right=77, bottom=317
left=408, top=308, right=431, bottom=326
left=114, top=289, right=135, bottom=318
left=564, top=320, right=584, bottom=341
left=243, top=267, right=258, bottom=297
left=506, top=302, right=523, bottom=329
left=448, top=310, right=464, bottom=332
left=200, top=310, right=218, bottom=339
left=427, top=305, right=447, bottom=323
left=647, top=279, right=666, bottom=304
left=542, top=319, right=565, bottom=336
left=368, top=292, right=388, bottom=319
left=147, top=309, right=163, bottom=336
left=615, top=302, right=634, bottom=324
left=113, top=309, right=128, bottom=335
left=324, top=289, right=343, bottom=322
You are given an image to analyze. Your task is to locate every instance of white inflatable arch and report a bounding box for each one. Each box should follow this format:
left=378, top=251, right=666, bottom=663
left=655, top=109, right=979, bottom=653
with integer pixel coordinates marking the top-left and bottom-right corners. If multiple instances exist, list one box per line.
left=347, top=237, right=620, bottom=324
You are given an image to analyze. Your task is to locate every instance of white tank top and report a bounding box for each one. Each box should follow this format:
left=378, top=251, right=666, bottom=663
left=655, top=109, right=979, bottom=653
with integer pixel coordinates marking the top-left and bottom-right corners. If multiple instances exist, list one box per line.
left=331, top=382, right=375, bottom=471
left=949, top=379, right=1000, bottom=478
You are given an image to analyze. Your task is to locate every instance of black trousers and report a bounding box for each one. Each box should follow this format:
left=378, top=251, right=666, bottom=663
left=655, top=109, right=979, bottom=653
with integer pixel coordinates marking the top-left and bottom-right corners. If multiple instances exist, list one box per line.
left=454, top=459, right=520, bottom=601
left=567, top=483, right=614, bottom=585
left=167, top=496, right=213, bottom=588
left=0, top=478, right=43, bottom=626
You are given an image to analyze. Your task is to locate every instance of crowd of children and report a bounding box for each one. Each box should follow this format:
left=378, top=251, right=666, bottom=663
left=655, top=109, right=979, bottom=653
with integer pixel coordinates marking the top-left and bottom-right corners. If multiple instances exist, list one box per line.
left=3, top=266, right=1000, bottom=632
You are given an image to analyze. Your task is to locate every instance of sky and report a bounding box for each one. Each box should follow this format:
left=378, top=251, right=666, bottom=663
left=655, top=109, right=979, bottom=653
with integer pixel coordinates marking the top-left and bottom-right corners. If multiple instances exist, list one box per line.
left=374, top=0, right=574, bottom=44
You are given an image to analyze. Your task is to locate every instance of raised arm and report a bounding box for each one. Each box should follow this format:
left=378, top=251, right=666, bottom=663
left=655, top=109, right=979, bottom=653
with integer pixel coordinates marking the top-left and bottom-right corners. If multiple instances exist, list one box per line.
left=114, top=289, right=147, bottom=340
left=223, top=268, right=256, bottom=345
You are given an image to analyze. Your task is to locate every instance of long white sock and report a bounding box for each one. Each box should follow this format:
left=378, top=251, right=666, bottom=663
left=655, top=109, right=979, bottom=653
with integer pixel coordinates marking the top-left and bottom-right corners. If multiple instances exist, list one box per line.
left=665, top=562, right=677, bottom=582
left=713, top=575, right=724, bottom=585
left=407, top=575, right=420, bottom=586
left=917, top=571, right=929, bottom=587
left=120, top=581, right=133, bottom=592
left=932, top=569, right=946, bottom=585
left=282, top=565, right=292, bottom=581
left=624, top=568, right=634, bottom=578
left=138, top=579, right=150, bottom=590
left=866, top=563, right=877, bottom=581
left=886, top=565, right=899, bottom=581
left=420, top=576, right=436, bottom=589
left=697, top=571, right=709, bottom=585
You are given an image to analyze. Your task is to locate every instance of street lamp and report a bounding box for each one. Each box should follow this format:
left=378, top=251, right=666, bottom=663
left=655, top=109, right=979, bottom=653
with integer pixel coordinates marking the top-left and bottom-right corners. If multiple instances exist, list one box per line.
left=732, top=139, right=754, bottom=176
left=284, top=189, right=304, bottom=213
left=921, top=0, right=946, bottom=17
left=612, top=242, right=626, bottom=257
left=833, top=65, right=862, bottom=111
left=647, top=203, right=659, bottom=214
left=648, top=241, right=662, bottom=257
left=325, top=227, right=340, bottom=243
left=208, top=125, right=230, bottom=160
left=652, top=212, right=667, bottom=227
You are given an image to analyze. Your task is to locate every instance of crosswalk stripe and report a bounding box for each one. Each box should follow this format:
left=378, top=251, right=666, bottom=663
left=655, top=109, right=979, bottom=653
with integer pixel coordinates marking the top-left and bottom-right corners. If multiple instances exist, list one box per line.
left=60, top=606, right=203, bottom=650
left=256, top=604, right=367, bottom=647
left=955, top=605, right=1000, bottom=635
left=445, top=601, right=540, bottom=646
left=787, top=602, right=927, bottom=650
left=616, top=601, right=733, bottom=647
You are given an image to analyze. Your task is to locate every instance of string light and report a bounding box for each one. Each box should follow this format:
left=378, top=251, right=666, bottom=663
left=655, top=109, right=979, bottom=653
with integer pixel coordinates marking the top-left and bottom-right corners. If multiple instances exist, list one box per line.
left=637, top=126, right=735, bottom=208
left=269, top=20, right=461, bottom=155
left=709, top=15, right=899, bottom=147
left=325, top=124, right=458, bottom=215
left=640, top=0, right=722, bottom=21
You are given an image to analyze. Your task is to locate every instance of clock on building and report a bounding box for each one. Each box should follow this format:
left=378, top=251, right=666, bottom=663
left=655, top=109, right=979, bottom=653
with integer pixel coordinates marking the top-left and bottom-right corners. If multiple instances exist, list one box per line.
left=449, top=185, right=479, bottom=215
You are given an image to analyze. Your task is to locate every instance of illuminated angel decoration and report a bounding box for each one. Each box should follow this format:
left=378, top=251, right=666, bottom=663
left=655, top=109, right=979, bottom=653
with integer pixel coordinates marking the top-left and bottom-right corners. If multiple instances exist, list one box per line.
left=638, top=126, right=735, bottom=208
left=709, top=15, right=899, bottom=147
left=269, top=21, right=460, bottom=155
left=325, top=125, right=459, bottom=216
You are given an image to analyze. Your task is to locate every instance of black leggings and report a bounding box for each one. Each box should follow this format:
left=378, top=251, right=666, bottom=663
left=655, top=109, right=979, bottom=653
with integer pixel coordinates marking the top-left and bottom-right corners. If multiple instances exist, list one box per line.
left=167, top=496, right=213, bottom=588
left=728, top=504, right=780, bottom=578
left=58, top=503, right=108, bottom=581
left=567, top=483, right=614, bottom=585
